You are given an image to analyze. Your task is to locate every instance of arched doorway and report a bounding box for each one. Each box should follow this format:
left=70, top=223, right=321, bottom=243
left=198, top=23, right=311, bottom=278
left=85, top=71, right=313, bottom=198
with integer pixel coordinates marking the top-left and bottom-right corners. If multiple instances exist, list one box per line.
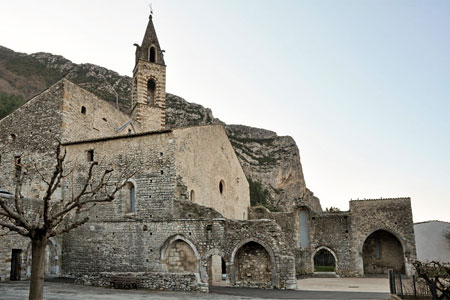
left=313, top=247, right=336, bottom=272
left=362, top=230, right=405, bottom=274
left=234, top=241, right=273, bottom=286
left=162, top=238, right=199, bottom=273
left=207, top=255, right=227, bottom=286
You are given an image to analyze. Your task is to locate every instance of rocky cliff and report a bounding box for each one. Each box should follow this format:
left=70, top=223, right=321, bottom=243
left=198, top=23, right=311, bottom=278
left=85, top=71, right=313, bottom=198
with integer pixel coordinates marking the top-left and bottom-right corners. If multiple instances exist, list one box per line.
left=0, top=46, right=322, bottom=212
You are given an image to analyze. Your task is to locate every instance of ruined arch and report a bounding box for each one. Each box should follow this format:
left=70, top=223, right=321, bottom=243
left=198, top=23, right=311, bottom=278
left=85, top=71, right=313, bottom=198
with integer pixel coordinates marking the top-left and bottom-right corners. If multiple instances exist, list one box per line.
left=230, top=238, right=276, bottom=287
left=312, top=246, right=337, bottom=272
left=160, top=235, right=200, bottom=274
left=362, top=229, right=405, bottom=274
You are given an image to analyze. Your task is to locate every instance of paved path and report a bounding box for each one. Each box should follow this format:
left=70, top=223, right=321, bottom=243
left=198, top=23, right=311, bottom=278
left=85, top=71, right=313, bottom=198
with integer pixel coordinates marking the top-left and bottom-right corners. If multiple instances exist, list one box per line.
left=0, top=280, right=391, bottom=300
left=297, top=277, right=390, bottom=293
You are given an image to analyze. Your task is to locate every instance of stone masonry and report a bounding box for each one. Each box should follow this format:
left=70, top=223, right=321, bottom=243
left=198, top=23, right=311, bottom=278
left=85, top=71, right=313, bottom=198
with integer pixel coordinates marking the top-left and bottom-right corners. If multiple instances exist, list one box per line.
left=0, top=12, right=416, bottom=293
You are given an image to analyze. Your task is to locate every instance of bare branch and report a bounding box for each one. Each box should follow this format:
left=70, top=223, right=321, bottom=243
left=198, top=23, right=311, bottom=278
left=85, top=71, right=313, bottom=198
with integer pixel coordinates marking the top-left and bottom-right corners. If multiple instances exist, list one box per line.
left=50, top=216, right=89, bottom=237
left=0, top=220, right=30, bottom=237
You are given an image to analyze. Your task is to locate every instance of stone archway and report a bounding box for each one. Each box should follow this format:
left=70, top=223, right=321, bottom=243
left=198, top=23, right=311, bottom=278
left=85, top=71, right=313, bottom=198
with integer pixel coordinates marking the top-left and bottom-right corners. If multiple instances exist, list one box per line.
left=362, top=230, right=405, bottom=274
left=233, top=241, right=273, bottom=287
left=313, top=247, right=337, bottom=272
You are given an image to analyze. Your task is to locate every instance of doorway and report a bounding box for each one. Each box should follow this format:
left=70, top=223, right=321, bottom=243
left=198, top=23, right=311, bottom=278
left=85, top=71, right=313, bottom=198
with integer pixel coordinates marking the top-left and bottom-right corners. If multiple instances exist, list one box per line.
left=10, top=249, right=22, bottom=281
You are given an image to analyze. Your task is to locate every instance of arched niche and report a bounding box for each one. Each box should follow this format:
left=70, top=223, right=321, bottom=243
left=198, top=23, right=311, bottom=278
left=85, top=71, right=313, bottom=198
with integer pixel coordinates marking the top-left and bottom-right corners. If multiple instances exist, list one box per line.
left=160, top=235, right=200, bottom=274
left=362, top=229, right=405, bottom=274
left=230, top=239, right=276, bottom=287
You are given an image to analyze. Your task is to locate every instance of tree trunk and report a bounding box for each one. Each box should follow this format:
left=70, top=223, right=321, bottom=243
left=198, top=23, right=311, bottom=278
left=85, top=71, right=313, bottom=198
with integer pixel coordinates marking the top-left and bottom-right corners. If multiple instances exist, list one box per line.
left=29, top=238, right=47, bottom=300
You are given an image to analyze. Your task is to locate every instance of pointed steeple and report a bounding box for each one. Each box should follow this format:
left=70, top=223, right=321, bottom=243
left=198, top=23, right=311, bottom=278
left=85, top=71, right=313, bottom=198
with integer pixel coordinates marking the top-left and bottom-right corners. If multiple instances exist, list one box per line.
left=131, top=13, right=167, bottom=132
left=135, top=15, right=165, bottom=65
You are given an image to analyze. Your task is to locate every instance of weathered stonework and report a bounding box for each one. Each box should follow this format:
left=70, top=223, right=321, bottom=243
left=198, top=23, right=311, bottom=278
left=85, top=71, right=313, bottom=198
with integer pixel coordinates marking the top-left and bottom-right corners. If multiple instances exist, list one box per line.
left=0, top=12, right=416, bottom=294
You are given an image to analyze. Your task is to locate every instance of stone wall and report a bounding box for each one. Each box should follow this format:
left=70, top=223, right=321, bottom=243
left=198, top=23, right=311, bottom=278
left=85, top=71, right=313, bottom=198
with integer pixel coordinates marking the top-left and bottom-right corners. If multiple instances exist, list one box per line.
left=249, top=198, right=417, bottom=278
left=76, top=272, right=206, bottom=292
left=235, top=241, right=272, bottom=287
left=173, top=125, right=250, bottom=220
left=62, top=130, right=177, bottom=221
left=350, top=198, right=417, bottom=276
left=60, top=79, right=133, bottom=141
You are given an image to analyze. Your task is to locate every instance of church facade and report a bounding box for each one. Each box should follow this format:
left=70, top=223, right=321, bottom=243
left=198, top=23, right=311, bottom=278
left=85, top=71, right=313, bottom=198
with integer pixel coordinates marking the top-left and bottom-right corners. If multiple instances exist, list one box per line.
left=0, top=15, right=416, bottom=291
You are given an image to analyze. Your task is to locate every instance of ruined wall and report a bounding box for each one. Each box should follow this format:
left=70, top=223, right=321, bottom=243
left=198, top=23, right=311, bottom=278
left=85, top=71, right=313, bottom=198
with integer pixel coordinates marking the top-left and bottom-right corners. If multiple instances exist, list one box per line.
left=235, top=241, right=272, bottom=286
left=350, top=198, right=417, bottom=276
left=173, top=125, right=250, bottom=220
left=308, top=211, right=355, bottom=276
left=362, top=230, right=405, bottom=274
left=63, top=214, right=296, bottom=290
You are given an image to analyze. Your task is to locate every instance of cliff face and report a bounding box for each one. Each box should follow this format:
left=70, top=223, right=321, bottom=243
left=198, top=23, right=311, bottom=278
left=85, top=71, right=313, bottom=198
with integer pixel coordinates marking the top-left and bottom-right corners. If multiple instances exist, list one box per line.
left=0, top=46, right=322, bottom=212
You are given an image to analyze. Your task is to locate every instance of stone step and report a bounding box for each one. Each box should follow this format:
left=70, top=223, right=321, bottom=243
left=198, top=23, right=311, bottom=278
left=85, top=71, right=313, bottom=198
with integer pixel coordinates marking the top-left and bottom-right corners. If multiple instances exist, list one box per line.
left=312, top=272, right=339, bottom=278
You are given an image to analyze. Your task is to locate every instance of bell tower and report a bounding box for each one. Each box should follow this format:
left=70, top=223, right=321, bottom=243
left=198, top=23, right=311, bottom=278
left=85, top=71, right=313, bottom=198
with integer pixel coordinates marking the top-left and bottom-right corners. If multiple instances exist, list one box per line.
left=131, top=14, right=166, bottom=131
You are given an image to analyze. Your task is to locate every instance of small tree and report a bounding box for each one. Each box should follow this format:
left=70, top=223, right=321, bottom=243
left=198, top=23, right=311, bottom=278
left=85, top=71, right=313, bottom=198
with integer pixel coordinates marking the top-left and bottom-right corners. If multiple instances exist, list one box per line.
left=0, top=144, right=133, bottom=300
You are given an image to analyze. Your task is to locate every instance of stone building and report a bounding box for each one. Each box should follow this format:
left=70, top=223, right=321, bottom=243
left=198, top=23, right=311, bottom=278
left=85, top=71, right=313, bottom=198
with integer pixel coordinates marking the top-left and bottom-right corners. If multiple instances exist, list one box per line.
left=0, top=14, right=416, bottom=290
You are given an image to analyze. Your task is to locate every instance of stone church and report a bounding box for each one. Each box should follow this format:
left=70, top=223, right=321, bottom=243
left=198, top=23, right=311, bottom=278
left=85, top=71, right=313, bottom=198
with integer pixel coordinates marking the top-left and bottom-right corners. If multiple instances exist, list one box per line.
left=0, top=15, right=416, bottom=291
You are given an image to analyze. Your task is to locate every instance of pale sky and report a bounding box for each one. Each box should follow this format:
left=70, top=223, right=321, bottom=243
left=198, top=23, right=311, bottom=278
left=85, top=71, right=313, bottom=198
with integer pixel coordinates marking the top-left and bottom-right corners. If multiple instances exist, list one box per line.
left=1, top=0, right=449, bottom=222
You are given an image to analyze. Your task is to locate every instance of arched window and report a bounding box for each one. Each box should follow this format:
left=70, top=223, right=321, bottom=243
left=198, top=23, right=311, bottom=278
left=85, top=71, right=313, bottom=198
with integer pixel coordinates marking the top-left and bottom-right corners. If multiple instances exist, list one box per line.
left=147, top=79, right=156, bottom=105
left=190, top=190, right=195, bottom=202
left=299, top=209, right=310, bottom=248
left=149, top=46, right=156, bottom=63
left=127, top=182, right=136, bottom=213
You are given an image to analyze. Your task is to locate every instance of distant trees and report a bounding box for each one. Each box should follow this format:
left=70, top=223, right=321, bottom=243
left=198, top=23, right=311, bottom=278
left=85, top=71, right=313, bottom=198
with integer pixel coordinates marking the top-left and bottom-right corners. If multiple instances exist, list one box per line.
left=325, top=206, right=341, bottom=212
left=0, top=143, right=133, bottom=300
left=0, top=92, right=26, bottom=119
left=248, top=178, right=277, bottom=212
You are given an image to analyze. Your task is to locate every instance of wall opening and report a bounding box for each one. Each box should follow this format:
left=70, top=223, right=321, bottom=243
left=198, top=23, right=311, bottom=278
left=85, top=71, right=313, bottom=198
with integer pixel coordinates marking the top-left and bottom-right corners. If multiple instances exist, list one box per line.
left=219, top=180, right=225, bottom=194
left=81, top=106, right=86, bottom=114
left=234, top=241, right=272, bottom=286
left=362, top=230, right=405, bottom=274
left=149, top=46, right=156, bottom=62
left=128, top=182, right=136, bottom=213
left=10, top=249, right=22, bottom=281
left=190, top=190, right=195, bottom=202
left=147, top=79, right=156, bottom=105
left=163, top=239, right=198, bottom=273
left=86, top=150, right=94, bottom=162
left=313, top=248, right=336, bottom=272
left=208, top=255, right=227, bottom=286
left=298, top=209, right=310, bottom=248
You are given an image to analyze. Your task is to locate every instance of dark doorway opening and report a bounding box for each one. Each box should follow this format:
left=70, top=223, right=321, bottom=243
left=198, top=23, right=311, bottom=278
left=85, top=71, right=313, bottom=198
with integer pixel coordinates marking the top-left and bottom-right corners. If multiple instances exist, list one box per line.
left=10, top=249, right=22, bottom=281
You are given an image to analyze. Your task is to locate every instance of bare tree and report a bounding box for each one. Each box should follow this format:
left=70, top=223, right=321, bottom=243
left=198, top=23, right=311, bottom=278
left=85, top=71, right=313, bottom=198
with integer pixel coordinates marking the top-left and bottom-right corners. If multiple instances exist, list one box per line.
left=0, top=143, right=134, bottom=300
left=413, top=261, right=450, bottom=299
